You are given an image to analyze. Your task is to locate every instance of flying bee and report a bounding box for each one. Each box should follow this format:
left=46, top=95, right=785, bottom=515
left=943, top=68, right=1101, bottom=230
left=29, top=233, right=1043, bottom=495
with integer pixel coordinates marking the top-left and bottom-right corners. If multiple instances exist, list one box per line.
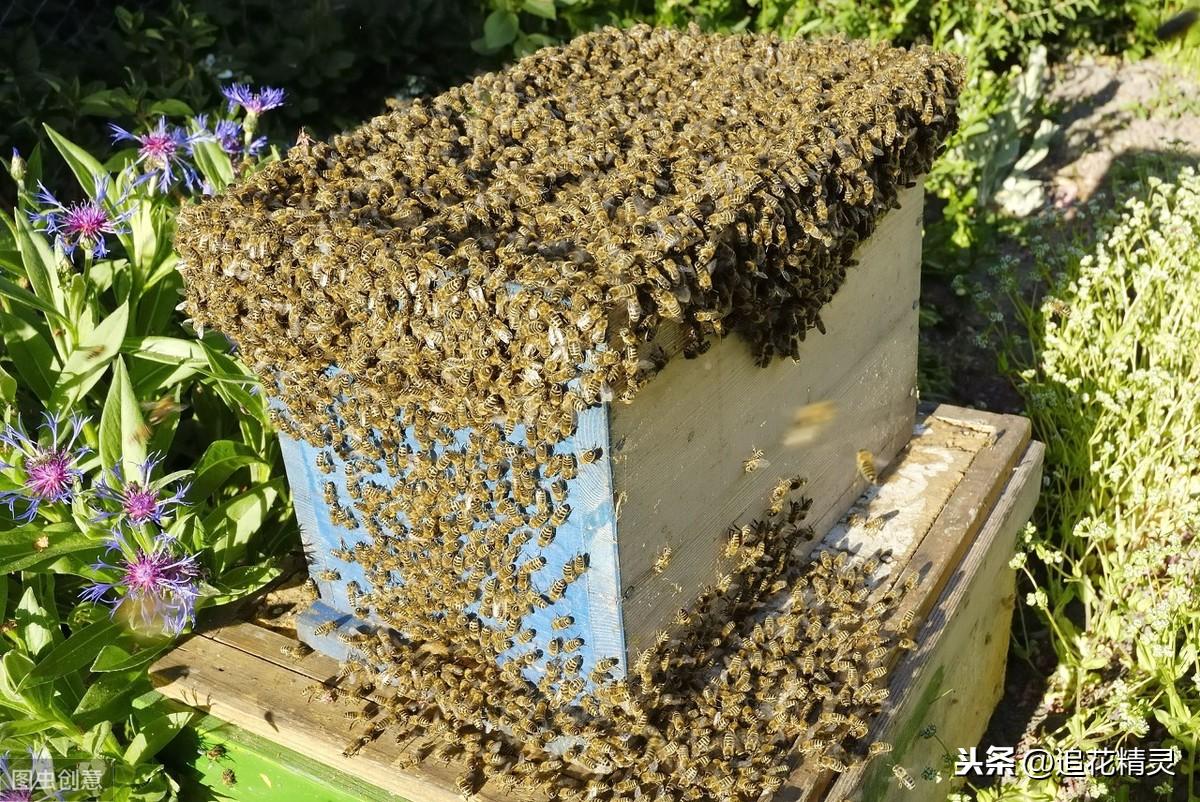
left=743, top=447, right=767, bottom=473
left=140, top=395, right=187, bottom=425
left=652, top=546, right=672, bottom=574
left=856, top=449, right=879, bottom=483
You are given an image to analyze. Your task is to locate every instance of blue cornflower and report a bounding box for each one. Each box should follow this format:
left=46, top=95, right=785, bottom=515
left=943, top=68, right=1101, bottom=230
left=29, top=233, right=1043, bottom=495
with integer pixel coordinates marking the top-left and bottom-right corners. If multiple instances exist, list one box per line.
left=0, top=413, right=91, bottom=523
left=28, top=175, right=133, bottom=259
left=222, top=84, right=286, bottom=116
left=80, top=530, right=201, bottom=635
left=0, top=748, right=63, bottom=801
left=93, top=453, right=189, bottom=528
left=108, top=117, right=208, bottom=194
left=214, top=120, right=267, bottom=158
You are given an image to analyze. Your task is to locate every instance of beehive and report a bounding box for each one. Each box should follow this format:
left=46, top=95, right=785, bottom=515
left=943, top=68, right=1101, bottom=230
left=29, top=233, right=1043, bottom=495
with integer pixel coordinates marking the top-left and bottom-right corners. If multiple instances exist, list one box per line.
left=175, top=24, right=962, bottom=801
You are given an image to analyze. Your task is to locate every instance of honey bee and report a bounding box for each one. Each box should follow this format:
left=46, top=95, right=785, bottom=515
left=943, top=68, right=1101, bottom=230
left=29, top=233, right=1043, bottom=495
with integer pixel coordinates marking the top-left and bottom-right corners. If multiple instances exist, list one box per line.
left=313, top=620, right=338, bottom=637
left=579, top=447, right=603, bottom=464
left=855, top=449, right=878, bottom=484
left=652, top=546, right=673, bottom=575
left=280, top=642, right=313, bottom=660
left=140, top=395, right=187, bottom=425
left=743, top=447, right=767, bottom=473
left=891, top=764, right=916, bottom=789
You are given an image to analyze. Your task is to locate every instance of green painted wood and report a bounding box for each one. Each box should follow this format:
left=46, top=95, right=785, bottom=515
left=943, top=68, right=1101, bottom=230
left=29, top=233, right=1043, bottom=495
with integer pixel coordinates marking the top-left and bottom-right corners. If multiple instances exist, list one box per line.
left=163, top=713, right=405, bottom=802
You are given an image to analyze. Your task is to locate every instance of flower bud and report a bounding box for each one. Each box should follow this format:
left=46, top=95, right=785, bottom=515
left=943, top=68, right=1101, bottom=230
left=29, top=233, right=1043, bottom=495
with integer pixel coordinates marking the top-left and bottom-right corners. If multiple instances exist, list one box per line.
left=9, top=148, right=25, bottom=182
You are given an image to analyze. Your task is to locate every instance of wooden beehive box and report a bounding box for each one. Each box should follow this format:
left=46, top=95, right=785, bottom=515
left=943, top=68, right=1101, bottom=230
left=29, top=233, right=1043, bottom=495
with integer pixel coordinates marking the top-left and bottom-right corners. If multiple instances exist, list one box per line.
left=151, top=404, right=1044, bottom=802
left=174, top=25, right=963, bottom=695
left=281, top=181, right=923, bottom=672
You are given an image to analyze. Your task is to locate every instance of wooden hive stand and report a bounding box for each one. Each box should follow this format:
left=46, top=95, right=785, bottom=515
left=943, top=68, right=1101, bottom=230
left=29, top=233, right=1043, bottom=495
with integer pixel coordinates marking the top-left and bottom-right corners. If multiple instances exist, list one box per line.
left=152, top=403, right=1043, bottom=802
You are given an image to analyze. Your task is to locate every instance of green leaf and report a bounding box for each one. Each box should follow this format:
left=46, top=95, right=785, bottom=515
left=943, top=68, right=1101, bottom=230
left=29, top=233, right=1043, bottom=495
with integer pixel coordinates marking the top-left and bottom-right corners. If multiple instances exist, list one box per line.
left=49, top=300, right=129, bottom=411
left=0, top=310, right=58, bottom=400
left=134, top=274, right=181, bottom=336
left=0, top=364, right=14, bottom=406
left=189, top=440, right=266, bottom=503
left=99, top=357, right=147, bottom=478
left=73, top=669, right=143, bottom=728
left=191, top=140, right=235, bottom=191
left=522, top=0, right=557, bottom=18
left=0, top=274, right=70, bottom=324
left=0, top=651, right=35, bottom=706
left=13, top=213, right=64, bottom=317
left=90, top=643, right=167, bottom=672
left=202, top=345, right=268, bottom=425
left=43, top=125, right=108, bottom=199
left=209, top=564, right=281, bottom=605
left=122, top=335, right=207, bottom=364
left=78, top=88, right=138, bottom=118
left=0, top=523, right=101, bottom=574
left=15, top=586, right=56, bottom=659
left=205, top=481, right=282, bottom=570
left=21, top=619, right=122, bottom=688
left=124, top=709, right=193, bottom=765
left=147, top=99, right=194, bottom=117
left=129, top=203, right=159, bottom=277
left=0, top=718, right=60, bottom=739
left=483, top=10, right=520, bottom=49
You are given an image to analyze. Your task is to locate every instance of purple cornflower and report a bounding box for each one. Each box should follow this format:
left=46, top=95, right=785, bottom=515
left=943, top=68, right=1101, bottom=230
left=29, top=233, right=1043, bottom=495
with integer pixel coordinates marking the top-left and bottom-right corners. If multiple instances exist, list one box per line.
left=210, top=118, right=267, bottom=158
left=222, top=83, right=286, bottom=116
left=81, top=530, right=201, bottom=635
left=28, top=176, right=132, bottom=259
left=0, top=749, right=62, bottom=801
left=108, top=117, right=207, bottom=194
left=93, top=453, right=189, bottom=528
left=0, top=413, right=91, bottom=523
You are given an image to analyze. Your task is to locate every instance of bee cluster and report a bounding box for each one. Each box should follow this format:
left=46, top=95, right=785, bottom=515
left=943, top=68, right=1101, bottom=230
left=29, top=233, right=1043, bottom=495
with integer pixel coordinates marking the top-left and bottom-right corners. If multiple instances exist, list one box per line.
left=174, top=23, right=960, bottom=801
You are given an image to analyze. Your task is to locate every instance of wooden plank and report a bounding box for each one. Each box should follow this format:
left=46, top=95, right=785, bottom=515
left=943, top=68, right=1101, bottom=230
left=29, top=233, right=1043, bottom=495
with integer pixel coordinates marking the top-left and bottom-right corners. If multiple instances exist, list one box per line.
left=617, top=327, right=918, bottom=649
left=819, top=442, right=1044, bottom=802
left=786, top=407, right=1032, bottom=799
left=611, top=184, right=923, bottom=657
left=153, top=405, right=1041, bottom=802
left=151, top=632, right=534, bottom=802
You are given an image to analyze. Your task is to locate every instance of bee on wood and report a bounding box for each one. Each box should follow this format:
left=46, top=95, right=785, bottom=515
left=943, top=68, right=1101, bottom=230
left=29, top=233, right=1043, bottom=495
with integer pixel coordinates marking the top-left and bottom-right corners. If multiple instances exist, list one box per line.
left=652, top=546, right=672, bottom=575
left=743, top=447, right=767, bottom=473
left=280, top=642, right=313, bottom=660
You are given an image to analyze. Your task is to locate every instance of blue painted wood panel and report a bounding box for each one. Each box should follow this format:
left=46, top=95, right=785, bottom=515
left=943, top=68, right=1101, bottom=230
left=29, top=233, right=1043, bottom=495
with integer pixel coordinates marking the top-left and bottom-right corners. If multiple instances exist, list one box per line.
left=280, top=401, right=628, bottom=688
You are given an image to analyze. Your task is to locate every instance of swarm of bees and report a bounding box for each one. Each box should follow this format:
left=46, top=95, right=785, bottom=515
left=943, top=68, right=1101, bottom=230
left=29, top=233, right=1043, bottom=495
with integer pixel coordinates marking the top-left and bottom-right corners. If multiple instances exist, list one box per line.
left=174, top=23, right=959, bottom=802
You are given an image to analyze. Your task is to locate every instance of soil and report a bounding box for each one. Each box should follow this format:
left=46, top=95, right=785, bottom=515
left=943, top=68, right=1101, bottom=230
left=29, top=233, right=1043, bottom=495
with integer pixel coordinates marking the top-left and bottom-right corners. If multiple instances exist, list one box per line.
left=926, top=53, right=1200, bottom=414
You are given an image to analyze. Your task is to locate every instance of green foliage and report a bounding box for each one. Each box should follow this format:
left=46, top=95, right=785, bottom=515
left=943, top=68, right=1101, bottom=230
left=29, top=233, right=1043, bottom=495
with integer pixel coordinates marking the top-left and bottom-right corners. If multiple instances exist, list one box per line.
left=1, top=1, right=485, bottom=200
left=987, top=167, right=1200, bottom=799
left=0, top=117, right=291, bottom=798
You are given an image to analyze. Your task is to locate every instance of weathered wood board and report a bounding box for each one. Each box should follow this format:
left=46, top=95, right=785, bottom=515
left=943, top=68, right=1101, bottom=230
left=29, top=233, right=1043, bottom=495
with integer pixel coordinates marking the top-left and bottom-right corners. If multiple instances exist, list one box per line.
left=612, top=183, right=923, bottom=657
left=151, top=404, right=1041, bottom=802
